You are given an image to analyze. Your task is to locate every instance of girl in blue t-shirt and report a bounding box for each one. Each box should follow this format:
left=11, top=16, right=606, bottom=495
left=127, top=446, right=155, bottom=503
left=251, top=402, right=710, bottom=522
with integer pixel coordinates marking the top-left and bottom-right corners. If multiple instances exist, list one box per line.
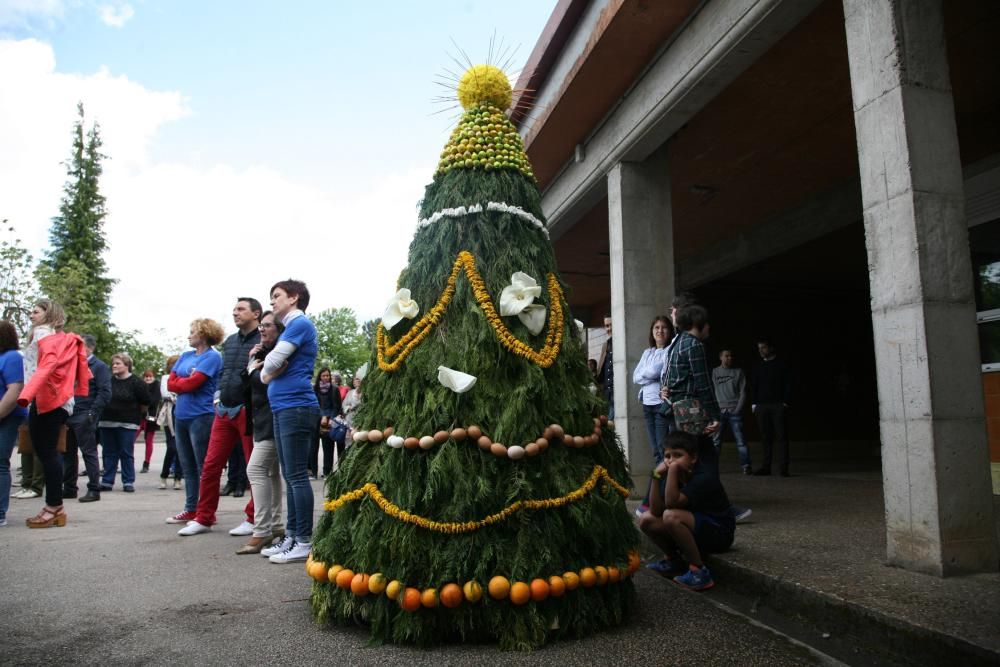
left=260, top=280, right=319, bottom=564
left=165, top=318, right=224, bottom=525
left=0, top=320, right=28, bottom=527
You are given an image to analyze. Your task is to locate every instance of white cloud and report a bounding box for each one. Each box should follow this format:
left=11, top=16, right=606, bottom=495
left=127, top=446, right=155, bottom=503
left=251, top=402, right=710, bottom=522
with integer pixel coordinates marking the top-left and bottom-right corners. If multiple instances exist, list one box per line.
left=98, top=3, right=132, bottom=28
left=0, top=0, right=65, bottom=29
left=0, top=38, right=426, bottom=351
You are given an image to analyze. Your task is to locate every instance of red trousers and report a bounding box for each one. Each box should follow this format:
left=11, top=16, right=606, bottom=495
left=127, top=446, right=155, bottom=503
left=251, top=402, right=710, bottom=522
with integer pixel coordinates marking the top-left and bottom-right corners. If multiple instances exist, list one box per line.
left=194, top=409, right=254, bottom=526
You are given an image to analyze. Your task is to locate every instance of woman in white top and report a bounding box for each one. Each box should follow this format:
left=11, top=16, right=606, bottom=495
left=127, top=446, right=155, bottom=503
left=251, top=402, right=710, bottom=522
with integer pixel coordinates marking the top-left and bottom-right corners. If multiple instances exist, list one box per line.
left=631, top=315, right=673, bottom=514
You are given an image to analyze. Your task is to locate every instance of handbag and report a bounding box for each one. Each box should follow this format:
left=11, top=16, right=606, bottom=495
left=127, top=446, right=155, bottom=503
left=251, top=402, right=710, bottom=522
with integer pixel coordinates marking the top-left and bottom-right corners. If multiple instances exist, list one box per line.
left=672, top=398, right=708, bottom=434
left=16, top=424, right=68, bottom=454
left=330, top=416, right=348, bottom=443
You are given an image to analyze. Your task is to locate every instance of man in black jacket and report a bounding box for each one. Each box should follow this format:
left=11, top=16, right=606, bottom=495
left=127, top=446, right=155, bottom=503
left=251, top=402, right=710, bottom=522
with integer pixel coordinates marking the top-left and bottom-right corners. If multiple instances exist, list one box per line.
left=64, top=334, right=112, bottom=502
left=751, top=338, right=793, bottom=477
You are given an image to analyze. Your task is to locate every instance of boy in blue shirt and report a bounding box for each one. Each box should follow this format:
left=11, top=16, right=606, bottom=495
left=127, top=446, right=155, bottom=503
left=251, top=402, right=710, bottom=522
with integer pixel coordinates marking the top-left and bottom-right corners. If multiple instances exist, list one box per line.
left=639, top=430, right=735, bottom=591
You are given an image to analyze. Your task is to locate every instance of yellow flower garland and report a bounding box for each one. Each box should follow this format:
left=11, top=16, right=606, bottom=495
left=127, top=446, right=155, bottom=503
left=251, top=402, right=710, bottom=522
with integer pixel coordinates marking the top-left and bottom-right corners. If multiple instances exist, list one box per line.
left=323, top=465, right=629, bottom=534
left=376, top=251, right=564, bottom=372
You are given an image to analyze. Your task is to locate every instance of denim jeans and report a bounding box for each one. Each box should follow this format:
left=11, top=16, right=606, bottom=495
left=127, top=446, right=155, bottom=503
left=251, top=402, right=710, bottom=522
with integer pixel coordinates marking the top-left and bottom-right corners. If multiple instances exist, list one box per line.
left=174, top=414, right=214, bottom=513
left=274, top=405, right=318, bottom=541
left=712, top=411, right=752, bottom=469
left=640, top=404, right=673, bottom=506
left=0, top=414, right=26, bottom=521
left=100, top=426, right=138, bottom=487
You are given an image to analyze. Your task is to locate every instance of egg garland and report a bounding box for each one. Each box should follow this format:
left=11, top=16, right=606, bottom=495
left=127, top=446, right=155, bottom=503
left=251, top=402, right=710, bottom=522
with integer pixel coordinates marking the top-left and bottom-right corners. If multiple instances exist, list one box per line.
left=305, top=549, right=643, bottom=608
left=351, top=415, right=611, bottom=460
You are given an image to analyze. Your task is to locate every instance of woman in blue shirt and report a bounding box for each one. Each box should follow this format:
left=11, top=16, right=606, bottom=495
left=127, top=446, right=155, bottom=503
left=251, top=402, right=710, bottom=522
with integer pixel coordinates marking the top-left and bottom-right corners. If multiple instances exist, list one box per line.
left=165, top=318, right=224, bottom=525
left=260, top=279, right=319, bottom=564
left=0, top=320, right=27, bottom=527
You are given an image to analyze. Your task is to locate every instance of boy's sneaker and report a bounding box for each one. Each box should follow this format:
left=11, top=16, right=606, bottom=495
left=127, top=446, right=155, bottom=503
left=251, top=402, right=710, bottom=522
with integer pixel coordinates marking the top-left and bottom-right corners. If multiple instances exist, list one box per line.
left=0, top=517, right=7, bottom=527
left=633, top=503, right=649, bottom=518
left=177, top=520, right=211, bottom=536
left=731, top=506, right=752, bottom=523
left=261, top=535, right=294, bottom=558
left=165, top=511, right=196, bottom=524
left=674, top=566, right=715, bottom=591
left=646, top=557, right=686, bottom=576
left=270, top=540, right=311, bottom=564
left=742, top=465, right=752, bottom=475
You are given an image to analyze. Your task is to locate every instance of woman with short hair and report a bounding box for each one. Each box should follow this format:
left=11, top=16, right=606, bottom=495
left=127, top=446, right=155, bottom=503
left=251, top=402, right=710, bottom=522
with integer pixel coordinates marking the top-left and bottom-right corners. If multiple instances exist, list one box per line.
left=165, top=318, right=224, bottom=524
left=99, top=353, right=150, bottom=493
left=260, top=280, right=319, bottom=564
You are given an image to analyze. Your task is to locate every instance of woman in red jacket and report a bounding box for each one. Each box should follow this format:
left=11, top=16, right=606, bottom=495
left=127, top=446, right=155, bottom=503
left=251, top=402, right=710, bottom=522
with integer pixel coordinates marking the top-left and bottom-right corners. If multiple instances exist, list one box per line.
left=17, top=299, right=92, bottom=528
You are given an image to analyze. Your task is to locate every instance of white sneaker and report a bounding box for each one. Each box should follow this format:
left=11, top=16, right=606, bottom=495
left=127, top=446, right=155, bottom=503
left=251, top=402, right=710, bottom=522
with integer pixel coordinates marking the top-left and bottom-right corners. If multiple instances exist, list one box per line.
left=177, top=520, right=212, bottom=536
left=269, top=540, right=311, bottom=564
left=0, top=517, right=7, bottom=527
left=261, top=535, right=294, bottom=558
left=228, top=520, right=254, bottom=536
left=14, top=489, right=40, bottom=499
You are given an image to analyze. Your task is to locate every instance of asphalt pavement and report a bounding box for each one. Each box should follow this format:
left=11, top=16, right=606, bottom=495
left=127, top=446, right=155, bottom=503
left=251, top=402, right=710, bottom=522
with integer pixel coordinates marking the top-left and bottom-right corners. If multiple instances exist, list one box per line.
left=0, top=439, right=829, bottom=666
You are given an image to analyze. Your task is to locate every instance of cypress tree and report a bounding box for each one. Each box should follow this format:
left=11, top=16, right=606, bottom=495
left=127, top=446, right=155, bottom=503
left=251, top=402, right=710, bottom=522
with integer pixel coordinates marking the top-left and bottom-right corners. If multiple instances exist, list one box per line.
left=308, top=65, right=640, bottom=650
left=37, top=102, right=117, bottom=345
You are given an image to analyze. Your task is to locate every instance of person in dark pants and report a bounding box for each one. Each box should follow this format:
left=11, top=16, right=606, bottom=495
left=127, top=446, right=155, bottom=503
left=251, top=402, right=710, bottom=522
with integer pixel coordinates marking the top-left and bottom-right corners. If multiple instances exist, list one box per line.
left=311, top=367, right=342, bottom=478
left=751, top=337, right=793, bottom=477
left=596, top=316, right=614, bottom=419
left=62, top=334, right=111, bottom=502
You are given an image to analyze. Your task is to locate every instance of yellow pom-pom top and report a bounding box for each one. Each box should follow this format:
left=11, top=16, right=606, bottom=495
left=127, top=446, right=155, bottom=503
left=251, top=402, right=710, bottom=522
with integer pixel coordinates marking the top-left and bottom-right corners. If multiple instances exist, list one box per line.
left=458, top=65, right=512, bottom=110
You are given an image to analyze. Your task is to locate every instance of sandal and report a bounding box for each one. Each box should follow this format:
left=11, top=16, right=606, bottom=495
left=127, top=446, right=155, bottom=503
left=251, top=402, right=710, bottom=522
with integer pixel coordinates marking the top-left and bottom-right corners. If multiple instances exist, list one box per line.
left=26, top=505, right=67, bottom=529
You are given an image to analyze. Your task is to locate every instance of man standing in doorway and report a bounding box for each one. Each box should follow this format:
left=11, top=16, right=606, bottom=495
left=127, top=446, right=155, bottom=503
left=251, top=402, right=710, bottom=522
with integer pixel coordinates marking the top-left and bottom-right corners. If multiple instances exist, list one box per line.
left=63, top=334, right=111, bottom=503
left=596, top=316, right=614, bottom=419
left=751, top=337, right=793, bottom=477
left=178, top=298, right=262, bottom=536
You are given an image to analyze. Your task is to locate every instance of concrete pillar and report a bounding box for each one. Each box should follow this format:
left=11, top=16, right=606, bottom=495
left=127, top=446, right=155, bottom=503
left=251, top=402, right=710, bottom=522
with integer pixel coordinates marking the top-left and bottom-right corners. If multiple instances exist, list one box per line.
left=844, top=0, right=999, bottom=575
left=607, top=144, right=674, bottom=492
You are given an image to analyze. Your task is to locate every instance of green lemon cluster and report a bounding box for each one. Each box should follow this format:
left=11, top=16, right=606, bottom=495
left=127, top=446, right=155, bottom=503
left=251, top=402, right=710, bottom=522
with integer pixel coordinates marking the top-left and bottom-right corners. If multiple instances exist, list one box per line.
left=436, top=103, right=535, bottom=181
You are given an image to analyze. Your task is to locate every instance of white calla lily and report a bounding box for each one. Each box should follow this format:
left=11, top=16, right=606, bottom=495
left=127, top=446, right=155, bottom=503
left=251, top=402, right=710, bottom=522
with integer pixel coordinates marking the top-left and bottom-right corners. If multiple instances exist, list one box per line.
left=382, top=288, right=419, bottom=329
left=499, top=272, right=542, bottom=316
left=437, top=366, right=477, bottom=393
left=518, top=304, right=547, bottom=335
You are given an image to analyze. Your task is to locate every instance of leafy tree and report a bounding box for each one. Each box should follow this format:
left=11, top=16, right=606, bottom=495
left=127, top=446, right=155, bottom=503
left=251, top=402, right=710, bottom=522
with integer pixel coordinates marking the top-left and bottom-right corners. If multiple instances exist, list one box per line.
left=36, top=102, right=116, bottom=353
left=0, top=221, right=38, bottom=336
left=107, top=327, right=166, bottom=377
left=361, top=317, right=379, bottom=347
left=311, top=307, right=368, bottom=380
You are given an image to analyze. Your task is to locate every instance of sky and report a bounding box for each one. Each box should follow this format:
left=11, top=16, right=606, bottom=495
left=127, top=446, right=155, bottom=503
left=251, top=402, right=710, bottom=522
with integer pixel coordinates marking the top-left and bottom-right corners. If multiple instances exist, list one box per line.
left=0, top=0, right=557, bottom=351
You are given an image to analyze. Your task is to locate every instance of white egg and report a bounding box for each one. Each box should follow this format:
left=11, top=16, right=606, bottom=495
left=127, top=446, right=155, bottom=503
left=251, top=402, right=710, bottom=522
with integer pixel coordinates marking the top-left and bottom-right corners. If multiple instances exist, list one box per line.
left=507, top=445, right=526, bottom=460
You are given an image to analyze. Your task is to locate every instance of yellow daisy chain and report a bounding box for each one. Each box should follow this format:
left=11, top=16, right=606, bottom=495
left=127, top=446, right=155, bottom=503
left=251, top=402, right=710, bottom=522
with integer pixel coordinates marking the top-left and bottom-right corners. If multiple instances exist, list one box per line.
left=377, top=251, right=564, bottom=372
left=323, top=465, right=629, bottom=534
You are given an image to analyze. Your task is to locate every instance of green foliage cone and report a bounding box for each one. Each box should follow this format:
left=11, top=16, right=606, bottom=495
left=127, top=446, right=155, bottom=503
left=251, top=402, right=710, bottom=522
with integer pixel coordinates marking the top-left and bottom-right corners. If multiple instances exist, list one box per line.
left=310, top=66, right=639, bottom=650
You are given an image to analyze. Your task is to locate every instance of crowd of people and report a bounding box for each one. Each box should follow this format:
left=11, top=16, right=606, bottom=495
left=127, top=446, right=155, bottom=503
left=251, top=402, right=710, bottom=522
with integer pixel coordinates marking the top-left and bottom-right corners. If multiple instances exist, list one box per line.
left=0, top=281, right=366, bottom=566
left=596, top=293, right=793, bottom=591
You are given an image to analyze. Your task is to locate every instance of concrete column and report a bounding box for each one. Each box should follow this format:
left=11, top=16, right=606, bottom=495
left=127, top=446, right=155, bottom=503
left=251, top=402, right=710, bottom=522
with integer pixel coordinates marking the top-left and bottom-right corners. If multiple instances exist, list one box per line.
left=607, top=144, right=674, bottom=492
left=844, top=0, right=999, bottom=575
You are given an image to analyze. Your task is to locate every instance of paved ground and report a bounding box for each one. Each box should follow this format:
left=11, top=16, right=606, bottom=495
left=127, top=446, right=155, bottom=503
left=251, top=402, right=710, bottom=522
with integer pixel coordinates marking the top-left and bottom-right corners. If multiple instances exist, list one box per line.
left=1, top=440, right=826, bottom=666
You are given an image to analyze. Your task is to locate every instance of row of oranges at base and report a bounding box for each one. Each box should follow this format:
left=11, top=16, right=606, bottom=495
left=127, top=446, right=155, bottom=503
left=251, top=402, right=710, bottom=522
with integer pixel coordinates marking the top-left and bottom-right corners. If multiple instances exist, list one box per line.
left=306, top=551, right=641, bottom=611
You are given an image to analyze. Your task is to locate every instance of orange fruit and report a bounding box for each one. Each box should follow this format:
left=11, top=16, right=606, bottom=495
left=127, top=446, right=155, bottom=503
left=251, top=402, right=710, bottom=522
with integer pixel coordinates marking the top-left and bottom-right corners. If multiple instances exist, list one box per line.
left=562, top=571, right=580, bottom=590
left=488, top=575, right=511, bottom=600
left=594, top=566, right=609, bottom=585
left=368, top=573, right=388, bottom=595
left=327, top=564, right=343, bottom=584
left=529, top=578, right=550, bottom=602
left=420, top=588, right=439, bottom=608
left=440, top=583, right=463, bottom=609
left=385, top=580, right=403, bottom=600
left=547, top=575, right=566, bottom=597
left=627, top=550, right=641, bottom=574
left=509, top=581, right=530, bottom=605
left=608, top=566, right=621, bottom=583
left=579, top=567, right=597, bottom=588
left=308, top=561, right=327, bottom=582
left=400, top=587, right=421, bottom=612
left=351, top=573, right=370, bottom=596
left=335, top=568, right=355, bottom=590
left=463, top=580, right=483, bottom=603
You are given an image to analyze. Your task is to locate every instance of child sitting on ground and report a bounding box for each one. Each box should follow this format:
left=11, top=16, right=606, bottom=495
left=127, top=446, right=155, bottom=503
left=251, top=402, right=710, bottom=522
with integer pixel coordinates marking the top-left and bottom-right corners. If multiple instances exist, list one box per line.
left=639, top=430, right=735, bottom=591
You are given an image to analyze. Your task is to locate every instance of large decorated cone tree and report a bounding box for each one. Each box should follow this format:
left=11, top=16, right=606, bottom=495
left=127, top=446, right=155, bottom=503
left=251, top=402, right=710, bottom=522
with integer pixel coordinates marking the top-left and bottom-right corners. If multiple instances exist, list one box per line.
left=308, top=64, right=641, bottom=650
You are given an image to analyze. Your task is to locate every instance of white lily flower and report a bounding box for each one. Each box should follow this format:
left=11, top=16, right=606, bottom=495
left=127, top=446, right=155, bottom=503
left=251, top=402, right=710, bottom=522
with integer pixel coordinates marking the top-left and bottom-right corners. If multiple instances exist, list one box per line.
left=499, top=272, right=542, bottom=316
left=518, top=304, right=547, bottom=335
left=382, top=288, right=419, bottom=329
left=437, top=366, right=477, bottom=393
